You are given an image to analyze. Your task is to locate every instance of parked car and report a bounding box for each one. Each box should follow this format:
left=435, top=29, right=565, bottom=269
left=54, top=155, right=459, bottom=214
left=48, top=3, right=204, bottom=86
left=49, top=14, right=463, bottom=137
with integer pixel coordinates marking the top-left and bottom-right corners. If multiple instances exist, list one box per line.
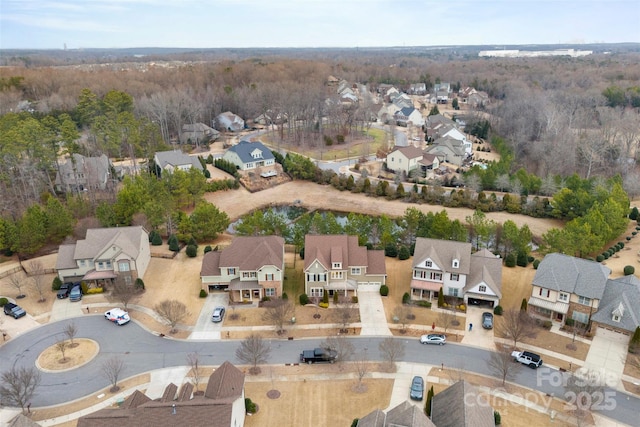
left=511, top=350, right=543, bottom=369
left=419, top=333, right=446, bottom=345
left=57, top=282, right=73, bottom=299
left=300, top=347, right=338, bottom=364
left=3, top=302, right=26, bottom=319
left=482, top=312, right=494, bottom=329
left=69, top=283, right=83, bottom=302
left=211, top=306, right=225, bottom=323
left=104, top=308, right=131, bottom=326
left=410, top=376, right=424, bottom=400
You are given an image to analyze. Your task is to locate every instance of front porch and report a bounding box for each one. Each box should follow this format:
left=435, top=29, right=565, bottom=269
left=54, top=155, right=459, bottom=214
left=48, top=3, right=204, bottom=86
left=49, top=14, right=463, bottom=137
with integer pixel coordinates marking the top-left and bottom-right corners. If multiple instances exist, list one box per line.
left=81, top=269, right=117, bottom=290
left=326, top=279, right=358, bottom=298
left=229, top=279, right=263, bottom=303
left=410, top=278, right=441, bottom=301
left=527, top=296, right=568, bottom=324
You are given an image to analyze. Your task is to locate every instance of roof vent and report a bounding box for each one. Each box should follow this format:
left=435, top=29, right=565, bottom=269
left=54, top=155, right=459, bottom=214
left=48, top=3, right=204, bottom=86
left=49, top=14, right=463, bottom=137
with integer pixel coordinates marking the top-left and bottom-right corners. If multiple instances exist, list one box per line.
left=172, top=404, right=176, bottom=415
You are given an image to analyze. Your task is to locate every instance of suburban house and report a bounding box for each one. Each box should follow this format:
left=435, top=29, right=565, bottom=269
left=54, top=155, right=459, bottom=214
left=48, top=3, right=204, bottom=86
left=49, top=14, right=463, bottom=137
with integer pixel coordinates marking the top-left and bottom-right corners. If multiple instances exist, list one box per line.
left=215, top=111, right=245, bottom=132
left=179, top=122, right=220, bottom=145
left=433, top=82, right=452, bottom=104
left=200, top=236, right=284, bottom=302
left=54, top=153, right=113, bottom=194
left=222, top=140, right=277, bottom=176
left=357, top=400, right=436, bottom=427
left=55, top=226, right=150, bottom=287
left=154, top=149, right=204, bottom=175
left=410, top=238, right=502, bottom=307
left=430, top=381, right=495, bottom=427
left=439, top=127, right=472, bottom=155
left=409, top=83, right=427, bottom=95
left=386, top=146, right=441, bottom=180
left=424, top=114, right=457, bottom=141
left=458, top=87, right=490, bottom=108
left=426, top=136, right=468, bottom=166
left=303, top=234, right=387, bottom=298
left=77, top=361, right=245, bottom=427
left=394, top=107, right=425, bottom=127
left=591, top=275, right=640, bottom=339
left=527, top=253, right=611, bottom=327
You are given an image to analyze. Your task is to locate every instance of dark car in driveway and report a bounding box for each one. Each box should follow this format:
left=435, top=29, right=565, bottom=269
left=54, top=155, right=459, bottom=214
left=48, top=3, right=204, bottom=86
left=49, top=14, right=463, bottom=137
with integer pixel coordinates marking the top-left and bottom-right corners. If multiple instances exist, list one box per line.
left=410, top=376, right=424, bottom=400
left=57, top=282, right=73, bottom=299
left=4, top=302, right=26, bottom=319
left=482, top=312, right=494, bottom=329
left=69, top=283, right=83, bottom=302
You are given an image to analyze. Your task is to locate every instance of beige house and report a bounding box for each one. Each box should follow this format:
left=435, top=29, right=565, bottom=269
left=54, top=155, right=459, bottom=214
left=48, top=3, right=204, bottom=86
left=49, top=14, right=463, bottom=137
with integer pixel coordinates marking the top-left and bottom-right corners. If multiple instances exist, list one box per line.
left=386, top=145, right=424, bottom=177
left=78, top=361, right=245, bottom=427
left=304, top=234, right=386, bottom=298
left=55, top=226, right=150, bottom=287
left=528, top=253, right=611, bottom=326
left=200, top=236, right=284, bottom=302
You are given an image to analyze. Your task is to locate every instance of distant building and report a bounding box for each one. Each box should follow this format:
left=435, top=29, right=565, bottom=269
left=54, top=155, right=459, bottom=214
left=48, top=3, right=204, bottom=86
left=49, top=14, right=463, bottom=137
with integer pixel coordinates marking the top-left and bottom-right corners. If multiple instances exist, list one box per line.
left=154, top=150, right=203, bottom=175
left=54, top=154, right=113, bottom=193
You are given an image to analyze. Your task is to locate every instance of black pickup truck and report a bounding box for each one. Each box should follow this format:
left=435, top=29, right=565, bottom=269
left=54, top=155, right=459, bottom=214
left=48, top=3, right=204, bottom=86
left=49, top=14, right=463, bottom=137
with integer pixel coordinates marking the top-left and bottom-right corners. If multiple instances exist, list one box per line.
left=300, top=347, right=338, bottom=364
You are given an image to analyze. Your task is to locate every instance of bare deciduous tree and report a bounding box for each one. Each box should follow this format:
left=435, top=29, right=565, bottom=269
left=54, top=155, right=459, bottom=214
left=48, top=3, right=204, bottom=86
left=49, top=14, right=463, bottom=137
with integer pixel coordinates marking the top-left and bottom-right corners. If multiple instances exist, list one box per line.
left=488, top=344, right=517, bottom=386
left=353, top=350, right=369, bottom=393
left=64, top=321, right=78, bottom=347
left=261, top=298, right=295, bottom=335
left=55, top=336, right=70, bottom=362
left=438, top=310, right=458, bottom=334
left=111, top=275, right=141, bottom=309
left=27, top=261, right=47, bottom=302
left=186, top=352, right=203, bottom=393
left=392, top=305, right=414, bottom=333
left=0, top=366, right=42, bottom=413
left=333, top=299, right=357, bottom=333
left=565, top=369, right=606, bottom=426
left=6, top=273, right=27, bottom=298
left=154, top=299, right=189, bottom=333
left=101, top=356, right=125, bottom=392
left=320, top=335, right=355, bottom=369
left=498, top=308, right=537, bottom=348
left=235, top=334, right=271, bottom=375
left=379, top=337, right=405, bottom=373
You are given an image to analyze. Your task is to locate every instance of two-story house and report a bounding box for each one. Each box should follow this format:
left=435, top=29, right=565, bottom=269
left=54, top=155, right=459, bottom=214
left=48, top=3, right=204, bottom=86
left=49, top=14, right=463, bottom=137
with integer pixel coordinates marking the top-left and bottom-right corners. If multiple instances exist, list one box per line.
left=394, top=107, right=425, bottom=127
left=426, top=136, right=467, bottom=166
left=55, top=226, right=150, bottom=288
left=200, top=236, right=284, bottom=302
left=222, top=140, right=277, bottom=176
left=410, top=239, right=502, bottom=307
left=303, top=235, right=386, bottom=298
left=54, top=153, right=113, bottom=194
left=591, top=275, right=640, bottom=340
left=386, top=146, right=441, bottom=180
left=527, top=253, right=611, bottom=326
left=154, top=150, right=204, bottom=175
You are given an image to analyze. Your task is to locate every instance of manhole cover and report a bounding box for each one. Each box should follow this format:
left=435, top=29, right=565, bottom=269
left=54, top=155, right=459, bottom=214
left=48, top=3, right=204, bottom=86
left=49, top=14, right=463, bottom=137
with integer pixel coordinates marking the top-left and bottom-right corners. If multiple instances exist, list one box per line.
left=267, top=390, right=281, bottom=399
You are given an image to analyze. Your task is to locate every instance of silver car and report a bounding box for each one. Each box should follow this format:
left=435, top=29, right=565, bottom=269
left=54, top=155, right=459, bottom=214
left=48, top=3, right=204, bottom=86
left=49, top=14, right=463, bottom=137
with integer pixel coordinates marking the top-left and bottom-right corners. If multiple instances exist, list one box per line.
left=211, top=306, right=225, bottom=323
left=419, top=333, right=446, bottom=345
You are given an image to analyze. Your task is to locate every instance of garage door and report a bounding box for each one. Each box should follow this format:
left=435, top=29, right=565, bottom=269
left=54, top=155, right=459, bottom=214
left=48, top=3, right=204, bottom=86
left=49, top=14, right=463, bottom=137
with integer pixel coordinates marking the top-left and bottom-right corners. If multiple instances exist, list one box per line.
left=358, top=282, right=381, bottom=290
left=596, top=327, right=631, bottom=345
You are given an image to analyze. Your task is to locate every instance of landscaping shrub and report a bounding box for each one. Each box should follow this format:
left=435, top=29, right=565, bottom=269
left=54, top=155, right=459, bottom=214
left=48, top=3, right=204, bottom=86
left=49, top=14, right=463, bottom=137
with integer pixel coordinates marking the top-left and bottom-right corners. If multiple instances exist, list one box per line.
left=0, top=297, right=8, bottom=306
left=199, top=289, right=207, bottom=298
left=186, top=244, right=197, bottom=257
left=135, top=278, right=145, bottom=290
left=494, top=411, right=501, bottom=425
left=384, top=243, right=398, bottom=258
left=380, top=285, right=389, bottom=296
left=319, top=302, right=329, bottom=309
left=542, top=320, right=552, bottom=330
left=351, top=296, right=359, bottom=304
left=261, top=296, right=271, bottom=302
left=204, top=245, right=212, bottom=253
left=630, top=327, right=640, bottom=353
left=299, top=247, right=305, bottom=259
left=630, top=206, right=639, bottom=220
left=333, top=292, right=339, bottom=304
left=402, top=292, right=410, bottom=304
left=151, top=232, right=163, bottom=246
left=624, top=265, right=635, bottom=276
left=203, top=169, right=211, bottom=178
left=504, top=253, right=516, bottom=267
left=533, top=259, right=540, bottom=269
left=493, top=305, right=503, bottom=315
left=245, top=398, right=257, bottom=414
left=565, top=318, right=575, bottom=327
left=81, top=282, right=88, bottom=294
left=188, top=236, right=198, bottom=247
left=299, top=293, right=310, bottom=305
left=603, top=252, right=610, bottom=259
left=398, top=245, right=410, bottom=260
left=322, top=291, right=329, bottom=304
left=596, top=255, right=604, bottom=262
left=168, top=234, right=180, bottom=252
left=52, top=276, right=63, bottom=291
left=351, top=419, right=359, bottom=427
left=516, top=251, right=528, bottom=267
left=282, top=292, right=288, bottom=300
left=520, top=298, right=528, bottom=311
left=437, top=288, right=444, bottom=308
left=416, top=300, right=432, bottom=308
left=86, top=287, right=104, bottom=294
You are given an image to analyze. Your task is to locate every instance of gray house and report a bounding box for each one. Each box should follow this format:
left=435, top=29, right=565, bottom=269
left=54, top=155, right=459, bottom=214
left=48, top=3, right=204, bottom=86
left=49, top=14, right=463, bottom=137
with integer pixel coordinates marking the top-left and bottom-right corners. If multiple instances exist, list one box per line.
left=154, top=150, right=203, bottom=175
left=431, top=381, right=494, bottom=427
left=180, top=123, right=220, bottom=145
left=358, top=400, right=435, bottom=427
left=426, top=136, right=467, bottom=166
left=215, top=111, right=245, bottom=132
left=591, top=275, right=640, bottom=340
left=222, top=140, right=276, bottom=174
left=55, top=154, right=113, bottom=193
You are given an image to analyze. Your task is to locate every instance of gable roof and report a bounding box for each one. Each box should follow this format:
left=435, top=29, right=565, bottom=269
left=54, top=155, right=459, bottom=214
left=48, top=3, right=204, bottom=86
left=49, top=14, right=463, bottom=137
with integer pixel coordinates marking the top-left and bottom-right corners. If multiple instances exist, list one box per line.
left=412, top=238, right=471, bottom=275
left=465, top=249, right=503, bottom=298
left=8, top=414, right=42, bottom=427
left=154, top=150, right=204, bottom=171
left=304, top=235, right=386, bottom=276
left=226, top=140, right=275, bottom=164
left=532, top=253, right=611, bottom=299
left=55, top=153, right=112, bottom=188
left=205, top=361, right=246, bottom=401
left=200, top=236, right=284, bottom=276
left=389, top=145, right=424, bottom=160
left=357, top=401, right=435, bottom=427
left=431, top=381, right=494, bottom=427
left=591, top=275, right=640, bottom=332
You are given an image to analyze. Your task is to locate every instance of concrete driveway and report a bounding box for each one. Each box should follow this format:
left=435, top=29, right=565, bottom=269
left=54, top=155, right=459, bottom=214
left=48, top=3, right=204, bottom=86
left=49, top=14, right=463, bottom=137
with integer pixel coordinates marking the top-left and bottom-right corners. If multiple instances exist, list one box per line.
left=188, top=292, right=229, bottom=340
left=49, top=297, right=85, bottom=322
left=358, top=288, right=392, bottom=336
left=583, top=327, right=630, bottom=388
left=460, top=306, right=495, bottom=350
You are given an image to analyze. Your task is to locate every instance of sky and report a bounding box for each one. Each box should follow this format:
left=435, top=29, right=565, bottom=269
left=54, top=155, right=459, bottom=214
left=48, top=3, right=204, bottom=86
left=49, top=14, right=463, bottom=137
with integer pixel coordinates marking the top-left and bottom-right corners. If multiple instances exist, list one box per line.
left=1, top=0, right=639, bottom=50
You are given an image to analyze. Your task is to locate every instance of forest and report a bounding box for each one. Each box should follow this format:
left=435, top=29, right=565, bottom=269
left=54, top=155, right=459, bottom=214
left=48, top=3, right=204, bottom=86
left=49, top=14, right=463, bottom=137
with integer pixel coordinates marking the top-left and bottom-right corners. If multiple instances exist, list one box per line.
left=0, top=46, right=639, bottom=258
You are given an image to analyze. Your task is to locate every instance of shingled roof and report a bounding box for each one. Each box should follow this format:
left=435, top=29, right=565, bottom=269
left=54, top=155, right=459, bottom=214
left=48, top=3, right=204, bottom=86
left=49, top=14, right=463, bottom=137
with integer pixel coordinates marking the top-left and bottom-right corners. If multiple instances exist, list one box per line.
left=200, top=236, right=284, bottom=276
left=431, top=381, right=494, bottom=427
left=412, top=238, right=472, bottom=275
left=591, top=275, right=640, bottom=332
left=304, top=235, right=385, bottom=276
left=532, top=253, right=611, bottom=299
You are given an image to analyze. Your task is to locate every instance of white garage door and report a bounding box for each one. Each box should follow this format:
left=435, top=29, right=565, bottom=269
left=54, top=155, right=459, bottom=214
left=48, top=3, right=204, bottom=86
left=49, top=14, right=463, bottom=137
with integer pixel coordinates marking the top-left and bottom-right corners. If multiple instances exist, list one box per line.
left=358, top=282, right=381, bottom=290
left=596, top=326, right=631, bottom=345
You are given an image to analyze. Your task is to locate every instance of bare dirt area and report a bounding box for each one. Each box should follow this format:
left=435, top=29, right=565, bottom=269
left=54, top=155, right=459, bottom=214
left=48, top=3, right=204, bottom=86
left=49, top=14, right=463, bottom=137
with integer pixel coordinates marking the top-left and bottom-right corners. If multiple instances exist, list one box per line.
left=37, top=338, right=99, bottom=371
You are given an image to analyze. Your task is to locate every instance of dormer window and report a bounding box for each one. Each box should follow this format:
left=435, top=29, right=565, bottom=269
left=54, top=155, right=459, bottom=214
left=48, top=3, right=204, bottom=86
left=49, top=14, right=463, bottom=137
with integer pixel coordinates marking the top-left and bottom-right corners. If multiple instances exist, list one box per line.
left=452, top=259, right=459, bottom=268
left=425, top=261, right=432, bottom=268
left=332, top=262, right=342, bottom=269
left=612, top=315, right=621, bottom=322
left=612, top=302, right=624, bottom=322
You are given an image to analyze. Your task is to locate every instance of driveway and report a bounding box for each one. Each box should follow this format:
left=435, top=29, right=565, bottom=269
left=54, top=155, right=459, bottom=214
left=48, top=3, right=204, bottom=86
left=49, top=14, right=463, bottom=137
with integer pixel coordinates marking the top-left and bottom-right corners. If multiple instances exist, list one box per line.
left=49, top=297, right=85, bottom=322
left=583, top=327, right=630, bottom=388
left=358, top=288, right=392, bottom=336
left=188, top=292, right=229, bottom=340
left=460, top=306, right=495, bottom=350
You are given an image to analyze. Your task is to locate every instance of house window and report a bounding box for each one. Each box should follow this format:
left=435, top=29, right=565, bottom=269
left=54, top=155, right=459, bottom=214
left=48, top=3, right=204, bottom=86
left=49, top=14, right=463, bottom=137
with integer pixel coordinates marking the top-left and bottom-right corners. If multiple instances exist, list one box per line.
left=612, top=314, right=620, bottom=322
left=572, top=311, right=589, bottom=324
left=351, top=267, right=361, bottom=275
left=578, top=296, right=592, bottom=306
left=106, top=261, right=112, bottom=269
left=478, top=285, right=486, bottom=292
left=430, top=272, right=442, bottom=281
left=425, top=261, right=432, bottom=267
left=265, top=288, right=276, bottom=297
left=97, top=261, right=104, bottom=269
left=310, top=288, right=324, bottom=297
left=414, top=270, right=427, bottom=279
left=452, top=260, right=459, bottom=268
left=227, top=268, right=236, bottom=275
left=307, top=273, right=326, bottom=282
left=242, top=272, right=256, bottom=278
left=534, top=306, right=552, bottom=316
left=449, top=288, right=459, bottom=297
left=265, top=273, right=275, bottom=281
left=558, top=292, right=569, bottom=302
left=451, top=273, right=460, bottom=281
left=79, top=260, right=86, bottom=267
left=539, top=288, right=550, bottom=298
left=252, top=151, right=263, bottom=159
left=332, top=263, right=342, bottom=269
left=331, top=271, right=344, bottom=280
left=119, top=261, right=130, bottom=272
left=124, top=276, right=132, bottom=285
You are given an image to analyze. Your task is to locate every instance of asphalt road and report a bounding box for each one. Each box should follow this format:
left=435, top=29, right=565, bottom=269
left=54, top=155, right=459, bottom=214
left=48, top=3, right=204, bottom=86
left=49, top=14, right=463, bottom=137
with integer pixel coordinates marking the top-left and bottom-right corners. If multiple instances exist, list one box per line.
left=1, top=316, right=637, bottom=425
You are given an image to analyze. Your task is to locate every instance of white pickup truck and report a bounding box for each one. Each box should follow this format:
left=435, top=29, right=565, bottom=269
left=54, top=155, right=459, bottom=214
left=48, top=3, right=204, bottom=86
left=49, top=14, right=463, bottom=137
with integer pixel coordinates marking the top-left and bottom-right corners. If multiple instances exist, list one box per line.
left=511, top=350, right=543, bottom=369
